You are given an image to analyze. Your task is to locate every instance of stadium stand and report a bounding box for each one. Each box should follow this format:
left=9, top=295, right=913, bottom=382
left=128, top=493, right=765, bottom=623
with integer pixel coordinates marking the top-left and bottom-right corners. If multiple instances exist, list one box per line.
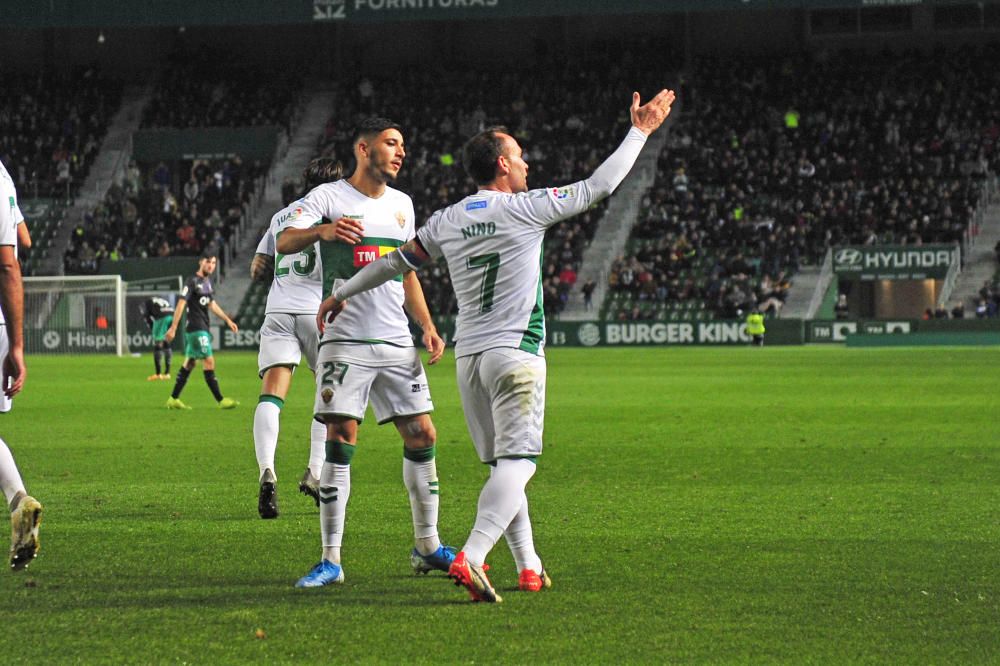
left=64, top=157, right=265, bottom=273
left=604, top=46, right=1000, bottom=321
left=17, top=199, right=68, bottom=277
left=140, top=47, right=299, bottom=131
left=65, top=48, right=302, bottom=275
left=978, top=265, right=1000, bottom=317
left=0, top=67, right=122, bottom=201
left=263, top=47, right=672, bottom=322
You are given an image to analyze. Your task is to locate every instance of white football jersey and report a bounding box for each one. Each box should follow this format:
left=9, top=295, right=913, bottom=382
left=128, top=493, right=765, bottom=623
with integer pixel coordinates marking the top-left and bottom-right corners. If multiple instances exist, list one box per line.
left=0, top=160, right=23, bottom=327
left=258, top=200, right=324, bottom=315
left=416, top=127, right=648, bottom=357
left=418, top=184, right=610, bottom=358
left=299, top=180, right=415, bottom=347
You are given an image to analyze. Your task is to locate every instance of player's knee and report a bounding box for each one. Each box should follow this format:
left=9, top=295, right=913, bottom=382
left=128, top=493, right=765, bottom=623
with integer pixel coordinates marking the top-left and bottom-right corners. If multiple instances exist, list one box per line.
left=403, top=418, right=435, bottom=449
left=326, top=419, right=356, bottom=444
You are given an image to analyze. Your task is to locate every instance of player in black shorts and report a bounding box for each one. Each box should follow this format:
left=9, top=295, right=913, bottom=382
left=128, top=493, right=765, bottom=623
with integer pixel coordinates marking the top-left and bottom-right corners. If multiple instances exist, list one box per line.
left=164, top=252, right=240, bottom=410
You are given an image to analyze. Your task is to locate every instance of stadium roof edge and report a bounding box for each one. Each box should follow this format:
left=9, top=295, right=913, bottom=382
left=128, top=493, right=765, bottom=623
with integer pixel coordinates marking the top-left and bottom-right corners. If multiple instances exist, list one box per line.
left=4, top=0, right=1000, bottom=29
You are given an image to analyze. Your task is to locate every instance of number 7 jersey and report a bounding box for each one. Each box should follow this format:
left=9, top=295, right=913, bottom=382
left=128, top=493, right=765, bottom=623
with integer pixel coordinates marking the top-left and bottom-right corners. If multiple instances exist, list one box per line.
left=417, top=187, right=583, bottom=358
left=257, top=200, right=324, bottom=315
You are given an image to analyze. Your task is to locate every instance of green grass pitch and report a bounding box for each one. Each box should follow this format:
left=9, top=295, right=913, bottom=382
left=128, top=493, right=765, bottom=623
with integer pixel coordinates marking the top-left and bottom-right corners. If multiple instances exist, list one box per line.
left=0, top=346, right=997, bottom=663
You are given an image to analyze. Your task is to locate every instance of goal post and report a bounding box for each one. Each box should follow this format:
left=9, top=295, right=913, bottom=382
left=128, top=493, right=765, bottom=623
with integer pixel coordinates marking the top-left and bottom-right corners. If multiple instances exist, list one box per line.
left=23, top=275, right=183, bottom=356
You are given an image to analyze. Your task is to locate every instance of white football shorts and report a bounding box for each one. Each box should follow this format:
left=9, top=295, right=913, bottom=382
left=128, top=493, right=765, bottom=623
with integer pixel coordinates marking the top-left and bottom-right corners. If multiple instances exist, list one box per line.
left=456, top=347, right=546, bottom=463
left=257, top=312, right=319, bottom=377
left=313, top=342, right=433, bottom=424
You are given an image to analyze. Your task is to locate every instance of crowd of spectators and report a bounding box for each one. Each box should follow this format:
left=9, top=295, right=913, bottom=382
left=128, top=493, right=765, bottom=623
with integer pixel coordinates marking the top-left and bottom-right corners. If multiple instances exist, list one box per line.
left=64, top=158, right=265, bottom=273
left=306, top=43, right=670, bottom=318
left=0, top=66, right=121, bottom=199
left=67, top=47, right=306, bottom=273
left=608, top=45, right=1000, bottom=320
left=141, top=47, right=300, bottom=130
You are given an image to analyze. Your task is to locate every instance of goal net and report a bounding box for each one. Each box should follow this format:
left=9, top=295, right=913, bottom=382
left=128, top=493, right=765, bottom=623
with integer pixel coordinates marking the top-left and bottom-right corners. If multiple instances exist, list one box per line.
left=23, top=275, right=183, bottom=356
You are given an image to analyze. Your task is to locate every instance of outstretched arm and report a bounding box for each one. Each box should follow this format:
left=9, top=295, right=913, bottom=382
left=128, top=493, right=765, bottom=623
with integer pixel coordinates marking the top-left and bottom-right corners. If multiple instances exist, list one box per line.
left=587, top=89, right=675, bottom=194
left=520, top=89, right=676, bottom=228
left=317, top=239, right=430, bottom=333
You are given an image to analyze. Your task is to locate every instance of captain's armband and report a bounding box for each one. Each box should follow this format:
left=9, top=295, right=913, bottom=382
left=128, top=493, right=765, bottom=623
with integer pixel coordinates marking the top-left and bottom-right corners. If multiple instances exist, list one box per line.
left=399, top=239, right=430, bottom=270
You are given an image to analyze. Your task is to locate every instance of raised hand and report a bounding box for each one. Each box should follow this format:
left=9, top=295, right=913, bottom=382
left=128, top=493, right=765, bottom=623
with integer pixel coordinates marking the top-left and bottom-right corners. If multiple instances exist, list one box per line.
left=630, top=89, right=676, bottom=136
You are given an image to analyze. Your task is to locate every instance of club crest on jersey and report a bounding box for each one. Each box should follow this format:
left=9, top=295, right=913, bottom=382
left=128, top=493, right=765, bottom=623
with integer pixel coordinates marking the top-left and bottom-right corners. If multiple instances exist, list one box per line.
left=550, top=186, right=575, bottom=200
left=321, top=388, right=334, bottom=404
left=395, top=211, right=406, bottom=228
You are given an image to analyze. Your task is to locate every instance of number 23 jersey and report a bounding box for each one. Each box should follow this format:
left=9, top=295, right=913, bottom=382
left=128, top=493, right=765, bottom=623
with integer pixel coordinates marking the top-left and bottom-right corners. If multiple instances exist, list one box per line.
left=257, top=200, right=324, bottom=315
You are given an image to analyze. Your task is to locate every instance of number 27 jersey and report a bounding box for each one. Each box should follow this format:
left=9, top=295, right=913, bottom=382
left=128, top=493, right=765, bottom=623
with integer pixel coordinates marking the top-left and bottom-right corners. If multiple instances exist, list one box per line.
left=299, top=179, right=415, bottom=346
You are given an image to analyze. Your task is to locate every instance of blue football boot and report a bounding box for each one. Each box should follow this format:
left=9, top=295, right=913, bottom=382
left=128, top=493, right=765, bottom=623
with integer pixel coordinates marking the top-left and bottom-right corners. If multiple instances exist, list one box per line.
left=295, top=560, right=344, bottom=587
left=410, top=544, right=457, bottom=574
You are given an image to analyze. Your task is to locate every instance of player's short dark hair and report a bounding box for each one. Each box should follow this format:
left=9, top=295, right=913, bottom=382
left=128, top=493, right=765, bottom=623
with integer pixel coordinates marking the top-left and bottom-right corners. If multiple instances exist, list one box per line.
left=353, top=117, right=403, bottom=144
left=199, top=250, right=217, bottom=261
left=302, top=158, right=343, bottom=191
left=462, top=126, right=509, bottom=186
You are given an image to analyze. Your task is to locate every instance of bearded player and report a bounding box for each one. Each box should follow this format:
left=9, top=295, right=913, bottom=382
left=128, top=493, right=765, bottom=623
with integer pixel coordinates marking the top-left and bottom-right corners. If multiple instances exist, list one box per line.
left=278, top=118, right=454, bottom=587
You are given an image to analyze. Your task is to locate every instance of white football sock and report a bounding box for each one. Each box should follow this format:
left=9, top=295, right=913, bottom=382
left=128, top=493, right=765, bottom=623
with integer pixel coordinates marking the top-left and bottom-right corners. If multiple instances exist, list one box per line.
left=319, top=461, right=350, bottom=564
left=308, top=419, right=326, bottom=479
left=463, top=458, right=536, bottom=567
left=505, top=491, right=543, bottom=573
left=403, top=448, right=440, bottom=555
left=253, top=401, right=281, bottom=481
left=0, top=438, right=26, bottom=509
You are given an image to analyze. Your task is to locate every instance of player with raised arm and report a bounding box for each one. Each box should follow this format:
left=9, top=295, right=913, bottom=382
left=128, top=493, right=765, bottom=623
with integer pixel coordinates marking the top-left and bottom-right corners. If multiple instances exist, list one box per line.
left=318, top=90, right=676, bottom=602
left=251, top=157, right=346, bottom=518
left=164, top=252, right=240, bottom=410
left=0, top=157, right=41, bottom=570
left=142, top=296, right=175, bottom=380
left=278, top=118, right=455, bottom=588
